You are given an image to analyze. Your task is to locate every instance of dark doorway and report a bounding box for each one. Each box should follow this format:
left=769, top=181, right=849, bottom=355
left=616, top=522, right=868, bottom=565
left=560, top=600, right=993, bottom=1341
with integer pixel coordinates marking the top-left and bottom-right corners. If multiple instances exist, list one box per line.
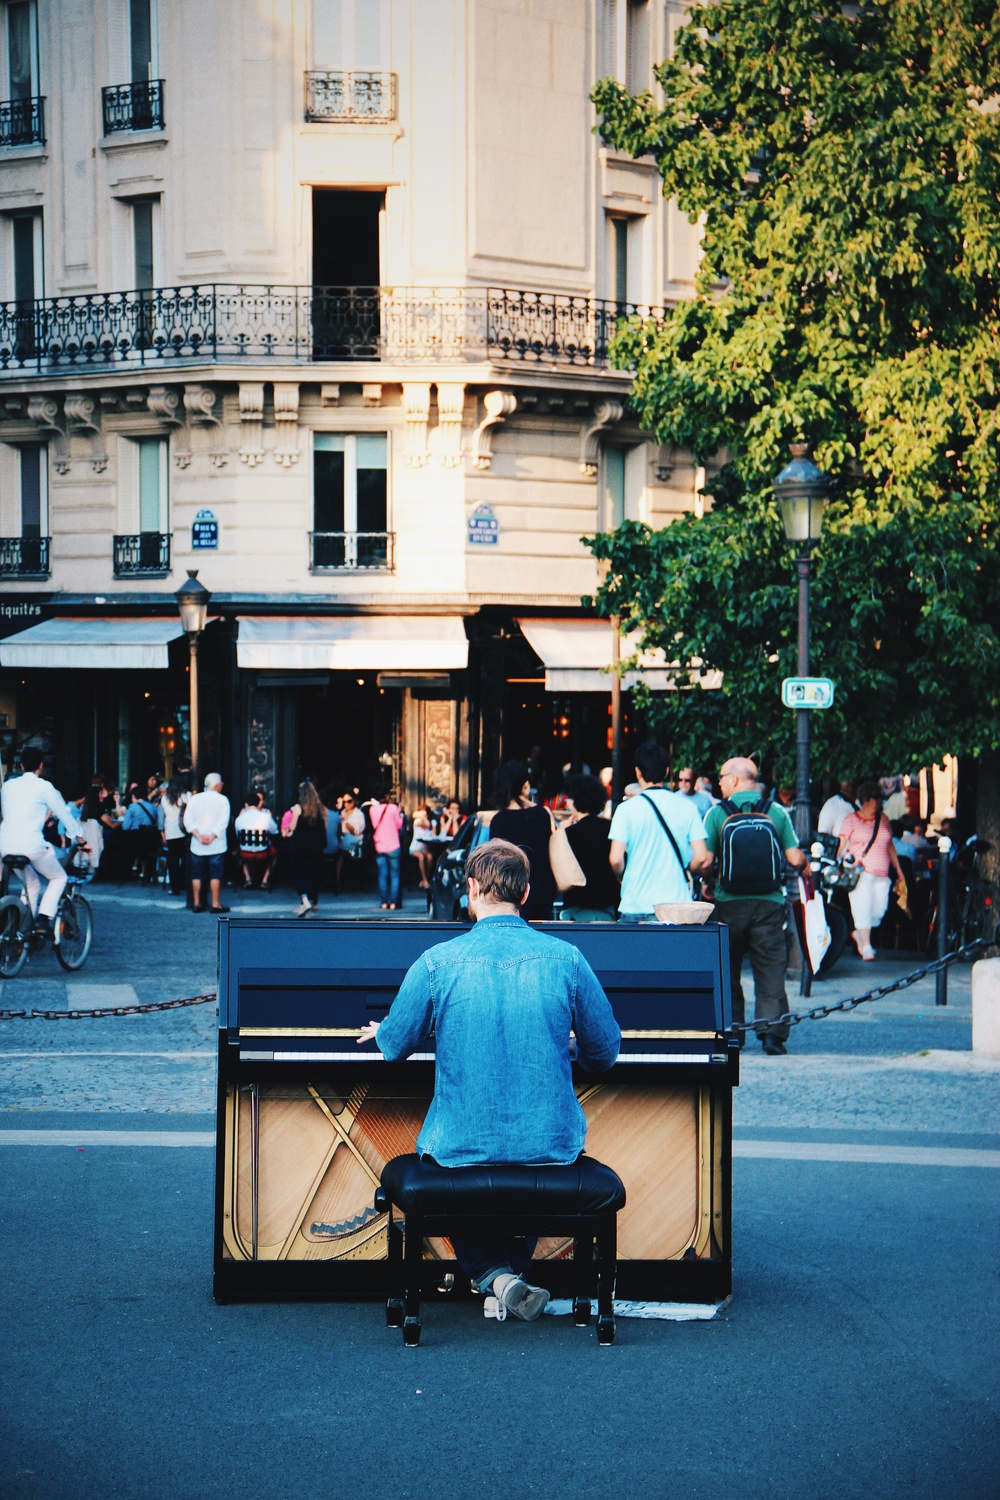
left=312, top=189, right=383, bottom=358
left=312, top=189, right=381, bottom=286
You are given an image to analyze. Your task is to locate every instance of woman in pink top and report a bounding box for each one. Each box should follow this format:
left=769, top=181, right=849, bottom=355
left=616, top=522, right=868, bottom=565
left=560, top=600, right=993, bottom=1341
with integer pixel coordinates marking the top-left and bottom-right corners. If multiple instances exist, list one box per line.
left=369, top=789, right=404, bottom=909
left=838, top=781, right=906, bottom=960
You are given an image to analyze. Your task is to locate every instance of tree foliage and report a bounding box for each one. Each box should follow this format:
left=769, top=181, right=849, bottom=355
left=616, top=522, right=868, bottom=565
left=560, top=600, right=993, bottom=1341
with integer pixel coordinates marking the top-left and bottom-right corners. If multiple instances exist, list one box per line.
left=588, top=0, right=1000, bottom=783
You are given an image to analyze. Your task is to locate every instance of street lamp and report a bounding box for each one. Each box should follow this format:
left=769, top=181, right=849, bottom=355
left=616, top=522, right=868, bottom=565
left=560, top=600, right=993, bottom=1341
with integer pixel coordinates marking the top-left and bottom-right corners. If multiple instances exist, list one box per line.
left=175, top=569, right=211, bottom=771
left=774, top=442, right=829, bottom=845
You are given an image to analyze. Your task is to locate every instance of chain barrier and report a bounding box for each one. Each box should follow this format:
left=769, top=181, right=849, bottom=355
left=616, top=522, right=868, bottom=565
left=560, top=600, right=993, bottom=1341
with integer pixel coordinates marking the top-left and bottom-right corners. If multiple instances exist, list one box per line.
left=733, top=938, right=995, bottom=1038
left=0, top=938, right=994, bottom=1028
left=0, top=991, right=218, bottom=1021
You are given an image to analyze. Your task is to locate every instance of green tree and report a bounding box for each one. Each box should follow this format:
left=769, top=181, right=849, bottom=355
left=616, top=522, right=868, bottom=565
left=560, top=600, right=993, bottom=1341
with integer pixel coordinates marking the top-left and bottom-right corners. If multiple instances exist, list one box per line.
left=588, top=0, right=1000, bottom=890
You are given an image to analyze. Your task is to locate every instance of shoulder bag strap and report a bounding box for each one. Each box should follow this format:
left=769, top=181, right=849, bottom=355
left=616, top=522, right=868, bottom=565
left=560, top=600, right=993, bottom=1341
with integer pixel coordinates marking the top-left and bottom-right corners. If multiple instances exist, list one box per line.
left=640, top=792, right=689, bottom=879
left=861, top=811, right=882, bottom=859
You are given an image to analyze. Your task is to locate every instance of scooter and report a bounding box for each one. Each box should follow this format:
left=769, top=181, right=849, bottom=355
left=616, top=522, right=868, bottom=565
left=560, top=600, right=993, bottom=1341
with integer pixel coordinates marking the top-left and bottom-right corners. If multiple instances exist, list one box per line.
left=800, top=835, right=854, bottom=978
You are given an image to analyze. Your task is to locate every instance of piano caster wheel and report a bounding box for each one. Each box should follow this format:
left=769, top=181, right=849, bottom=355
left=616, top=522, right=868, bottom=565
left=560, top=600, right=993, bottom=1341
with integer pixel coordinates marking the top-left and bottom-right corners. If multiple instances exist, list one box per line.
left=573, top=1299, right=592, bottom=1326
left=386, top=1298, right=404, bottom=1328
left=597, top=1317, right=615, bottom=1346
left=403, top=1317, right=421, bottom=1347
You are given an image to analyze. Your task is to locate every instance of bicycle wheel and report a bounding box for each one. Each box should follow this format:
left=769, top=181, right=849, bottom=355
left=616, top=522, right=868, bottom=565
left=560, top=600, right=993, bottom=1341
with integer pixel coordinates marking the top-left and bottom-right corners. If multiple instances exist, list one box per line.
left=0, top=895, right=29, bottom=978
left=54, top=892, right=93, bottom=971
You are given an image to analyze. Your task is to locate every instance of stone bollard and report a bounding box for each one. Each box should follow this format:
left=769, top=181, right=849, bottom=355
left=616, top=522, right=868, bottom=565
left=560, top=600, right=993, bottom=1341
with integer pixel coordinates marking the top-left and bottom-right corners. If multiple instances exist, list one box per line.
left=971, top=958, right=1000, bottom=1058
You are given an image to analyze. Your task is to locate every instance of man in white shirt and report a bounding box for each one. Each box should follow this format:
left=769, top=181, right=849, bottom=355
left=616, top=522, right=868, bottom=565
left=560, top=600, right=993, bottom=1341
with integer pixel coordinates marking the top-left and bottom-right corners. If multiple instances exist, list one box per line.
left=183, top=772, right=231, bottom=914
left=817, top=779, right=856, bottom=838
left=609, top=743, right=710, bottom=918
left=0, top=748, right=87, bottom=936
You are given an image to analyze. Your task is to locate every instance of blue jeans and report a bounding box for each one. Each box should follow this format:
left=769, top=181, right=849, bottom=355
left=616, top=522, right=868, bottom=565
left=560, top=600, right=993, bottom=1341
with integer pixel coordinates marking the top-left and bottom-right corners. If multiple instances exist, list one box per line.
left=376, top=849, right=400, bottom=906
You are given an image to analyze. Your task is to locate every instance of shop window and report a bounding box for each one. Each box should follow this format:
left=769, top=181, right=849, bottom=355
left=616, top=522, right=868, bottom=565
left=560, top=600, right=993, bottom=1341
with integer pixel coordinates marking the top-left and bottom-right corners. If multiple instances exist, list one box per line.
left=312, top=432, right=391, bottom=569
left=603, top=445, right=645, bottom=529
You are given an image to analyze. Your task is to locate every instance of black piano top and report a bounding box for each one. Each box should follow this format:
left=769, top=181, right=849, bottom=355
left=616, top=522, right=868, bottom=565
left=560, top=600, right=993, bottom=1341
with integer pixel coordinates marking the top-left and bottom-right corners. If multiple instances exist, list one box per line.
left=219, top=918, right=735, bottom=1073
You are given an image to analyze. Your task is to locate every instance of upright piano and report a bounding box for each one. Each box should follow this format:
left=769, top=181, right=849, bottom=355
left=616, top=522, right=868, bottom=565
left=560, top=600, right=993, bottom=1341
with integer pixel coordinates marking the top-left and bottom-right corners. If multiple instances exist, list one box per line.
left=214, top=918, right=738, bottom=1304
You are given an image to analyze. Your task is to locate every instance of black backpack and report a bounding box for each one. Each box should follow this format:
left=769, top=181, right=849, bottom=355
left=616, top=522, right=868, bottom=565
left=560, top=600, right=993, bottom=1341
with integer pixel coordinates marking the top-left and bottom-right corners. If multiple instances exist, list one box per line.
left=716, top=797, right=784, bottom=896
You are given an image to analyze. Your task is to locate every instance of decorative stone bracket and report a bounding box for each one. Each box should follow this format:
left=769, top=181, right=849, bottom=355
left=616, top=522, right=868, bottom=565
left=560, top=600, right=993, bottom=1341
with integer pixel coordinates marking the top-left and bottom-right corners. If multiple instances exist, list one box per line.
left=64, top=395, right=107, bottom=473
left=273, top=382, right=300, bottom=467
left=25, top=396, right=71, bottom=474
left=238, top=382, right=265, bottom=467
left=580, top=399, right=624, bottom=476
left=436, top=383, right=466, bottom=467
left=403, top=382, right=431, bottom=467
left=473, top=390, right=517, bottom=471
left=183, top=385, right=228, bottom=468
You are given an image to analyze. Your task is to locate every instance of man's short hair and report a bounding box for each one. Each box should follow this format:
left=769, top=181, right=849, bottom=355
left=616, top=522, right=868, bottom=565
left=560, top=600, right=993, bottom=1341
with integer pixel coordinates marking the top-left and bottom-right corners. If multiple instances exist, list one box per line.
left=566, top=773, right=607, bottom=817
left=204, top=772, right=223, bottom=791
left=466, top=838, right=530, bottom=905
left=18, top=747, right=43, bottom=773
left=634, top=741, right=669, bottom=783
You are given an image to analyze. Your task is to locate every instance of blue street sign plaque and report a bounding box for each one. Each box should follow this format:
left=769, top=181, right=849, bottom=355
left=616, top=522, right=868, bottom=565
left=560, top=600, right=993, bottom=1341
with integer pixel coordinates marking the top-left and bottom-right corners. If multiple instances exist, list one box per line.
left=781, top=676, right=835, bottom=709
left=192, top=509, right=219, bottom=550
left=467, top=503, right=499, bottom=546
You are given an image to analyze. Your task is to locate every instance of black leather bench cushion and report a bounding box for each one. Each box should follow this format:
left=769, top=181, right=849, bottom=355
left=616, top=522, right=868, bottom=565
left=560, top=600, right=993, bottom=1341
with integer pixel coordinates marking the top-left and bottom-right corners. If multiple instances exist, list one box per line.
left=381, top=1153, right=626, bottom=1215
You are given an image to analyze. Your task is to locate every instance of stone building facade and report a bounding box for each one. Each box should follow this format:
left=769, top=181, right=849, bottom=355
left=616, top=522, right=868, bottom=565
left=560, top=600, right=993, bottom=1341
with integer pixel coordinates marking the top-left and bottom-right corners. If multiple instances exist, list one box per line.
left=0, top=0, right=702, bottom=810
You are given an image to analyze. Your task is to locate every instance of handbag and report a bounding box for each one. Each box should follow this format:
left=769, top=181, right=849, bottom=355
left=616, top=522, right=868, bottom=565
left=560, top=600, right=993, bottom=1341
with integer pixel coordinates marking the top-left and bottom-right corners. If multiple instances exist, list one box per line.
left=548, top=812, right=586, bottom=891
left=640, top=793, right=695, bottom=897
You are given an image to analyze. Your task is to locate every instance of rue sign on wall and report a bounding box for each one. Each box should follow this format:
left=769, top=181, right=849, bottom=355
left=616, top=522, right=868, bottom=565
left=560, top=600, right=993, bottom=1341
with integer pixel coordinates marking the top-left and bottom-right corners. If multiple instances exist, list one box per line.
left=467, top=503, right=499, bottom=546
left=192, top=509, right=219, bottom=550
left=781, top=677, right=835, bottom=710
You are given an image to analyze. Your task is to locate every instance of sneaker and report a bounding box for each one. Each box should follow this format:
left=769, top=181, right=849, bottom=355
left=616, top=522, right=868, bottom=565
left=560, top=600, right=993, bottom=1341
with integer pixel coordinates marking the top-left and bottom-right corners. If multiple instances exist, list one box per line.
left=294, top=898, right=313, bottom=918
left=492, top=1272, right=549, bottom=1322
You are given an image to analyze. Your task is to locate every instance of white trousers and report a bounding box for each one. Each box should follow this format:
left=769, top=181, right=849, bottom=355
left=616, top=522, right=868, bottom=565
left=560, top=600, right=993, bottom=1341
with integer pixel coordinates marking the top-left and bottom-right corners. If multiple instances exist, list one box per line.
left=848, top=871, right=891, bottom=933
left=20, top=844, right=69, bottom=920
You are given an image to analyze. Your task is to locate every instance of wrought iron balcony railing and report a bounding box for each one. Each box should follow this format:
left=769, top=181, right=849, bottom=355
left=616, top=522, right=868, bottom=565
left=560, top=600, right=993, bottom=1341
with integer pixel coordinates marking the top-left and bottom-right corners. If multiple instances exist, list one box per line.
left=0, top=284, right=660, bottom=374
left=310, top=531, right=395, bottom=571
left=102, top=80, right=165, bottom=134
left=305, top=70, right=396, bottom=122
left=0, top=95, right=45, bottom=148
left=113, top=531, right=171, bottom=577
left=0, top=536, right=50, bottom=578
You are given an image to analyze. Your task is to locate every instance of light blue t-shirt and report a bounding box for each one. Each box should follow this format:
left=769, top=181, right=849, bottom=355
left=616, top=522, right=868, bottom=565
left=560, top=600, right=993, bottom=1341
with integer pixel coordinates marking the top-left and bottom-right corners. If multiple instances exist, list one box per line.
left=608, top=788, right=706, bottom=914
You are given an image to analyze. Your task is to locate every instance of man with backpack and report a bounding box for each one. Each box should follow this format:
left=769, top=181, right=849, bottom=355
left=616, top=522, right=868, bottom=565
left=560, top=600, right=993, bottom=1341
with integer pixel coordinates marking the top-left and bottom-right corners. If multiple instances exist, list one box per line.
left=703, top=757, right=806, bottom=1056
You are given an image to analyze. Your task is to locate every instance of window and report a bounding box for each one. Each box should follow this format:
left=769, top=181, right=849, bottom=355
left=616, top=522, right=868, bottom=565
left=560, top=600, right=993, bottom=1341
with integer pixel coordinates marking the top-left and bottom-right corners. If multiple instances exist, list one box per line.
left=312, top=0, right=387, bottom=68
left=137, top=436, right=167, bottom=532
left=606, top=213, right=645, bottom=305
left=603, top=445, right=645, bottom=529
left=129, top=0, right=155, bottom=83
left=313, top=432, right=390, bottom=568
left=6, top=1, right=38, bottom=99
left=18, top=444, right=46, bottom=537
left=12, top=210, right=41, bottom=300
left=132, top=199, right=156, bottom=289
left=601, top=0, right=647, bottom=86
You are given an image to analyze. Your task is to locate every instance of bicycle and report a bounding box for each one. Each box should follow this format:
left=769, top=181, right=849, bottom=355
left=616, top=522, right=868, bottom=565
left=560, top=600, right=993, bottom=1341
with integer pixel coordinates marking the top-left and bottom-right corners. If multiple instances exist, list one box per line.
left=922, top=835, right=994, bottom=959
left=0, top=848, right=95, bottom=977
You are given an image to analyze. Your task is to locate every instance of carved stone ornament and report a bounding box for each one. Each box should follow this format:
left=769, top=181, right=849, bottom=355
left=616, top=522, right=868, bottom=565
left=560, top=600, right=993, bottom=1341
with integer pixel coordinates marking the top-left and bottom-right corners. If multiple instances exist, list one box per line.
left=146, top=386, right=183, bottom=424
left=436, top=383, right=466, bottom=467
left=579, top=399, right=624, bottom=476
left=403, top=382, right=432, bottom=467
left=238, top=382, right=265, bottom=467
left=654, top=442, right=674, bottom=483
left=473, top=390, right=517, bottom=471
left=362, top=383, right=383, bottom=408
left=184, top=384, right=228, bottom=467
left=26, top=396, right=71, bottom=473
left=320, top=383, right=341, bottom=407
left=273, top=382, right=300, bottom=467
left=64, top=394, right=107, bottom=473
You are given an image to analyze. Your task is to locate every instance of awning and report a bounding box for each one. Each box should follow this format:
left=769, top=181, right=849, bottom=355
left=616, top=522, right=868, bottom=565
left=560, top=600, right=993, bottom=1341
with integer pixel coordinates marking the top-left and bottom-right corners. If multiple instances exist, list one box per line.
left=516, top=618, right=723, bottom=694
left=0, top=617, right=187, bottom=671
left=236, top=616, right=469, bottom=672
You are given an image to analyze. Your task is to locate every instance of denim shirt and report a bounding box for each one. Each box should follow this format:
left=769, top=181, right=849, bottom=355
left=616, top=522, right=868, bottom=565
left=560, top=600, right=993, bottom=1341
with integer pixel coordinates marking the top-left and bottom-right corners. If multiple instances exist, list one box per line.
left=376, top=914, right=621, bottom=1167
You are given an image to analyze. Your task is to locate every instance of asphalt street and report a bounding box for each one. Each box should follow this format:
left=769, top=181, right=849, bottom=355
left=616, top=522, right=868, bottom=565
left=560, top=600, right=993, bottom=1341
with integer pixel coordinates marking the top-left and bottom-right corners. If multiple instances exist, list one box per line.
left=1, top=881, right=998, bottom=1499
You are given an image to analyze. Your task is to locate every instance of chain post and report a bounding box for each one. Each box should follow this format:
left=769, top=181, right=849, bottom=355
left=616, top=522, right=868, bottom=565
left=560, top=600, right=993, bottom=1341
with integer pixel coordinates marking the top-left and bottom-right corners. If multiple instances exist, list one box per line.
left=936, top=836, right=952, bottom=1006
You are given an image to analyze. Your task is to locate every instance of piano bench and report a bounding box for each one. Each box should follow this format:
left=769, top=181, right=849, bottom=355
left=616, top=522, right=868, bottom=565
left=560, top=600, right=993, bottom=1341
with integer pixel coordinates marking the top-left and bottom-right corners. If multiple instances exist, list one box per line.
left=375, top=1153, right=626, bottom=1347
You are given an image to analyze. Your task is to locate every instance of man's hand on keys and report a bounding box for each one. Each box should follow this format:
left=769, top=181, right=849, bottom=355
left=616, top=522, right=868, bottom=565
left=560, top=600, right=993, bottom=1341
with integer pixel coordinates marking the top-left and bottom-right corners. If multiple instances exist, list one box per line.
left=357, top=1021, right=380, bottom=1045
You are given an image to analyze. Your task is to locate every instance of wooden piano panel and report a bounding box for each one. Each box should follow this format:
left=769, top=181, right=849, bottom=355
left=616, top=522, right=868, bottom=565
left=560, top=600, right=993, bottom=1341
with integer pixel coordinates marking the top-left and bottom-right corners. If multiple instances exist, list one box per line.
left=224, top=1080, right=706, bottom=1265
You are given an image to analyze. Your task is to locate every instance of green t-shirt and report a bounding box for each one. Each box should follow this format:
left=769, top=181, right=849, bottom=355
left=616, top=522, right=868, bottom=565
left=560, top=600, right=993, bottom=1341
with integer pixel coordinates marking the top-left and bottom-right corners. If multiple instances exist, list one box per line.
left=703, top=790, right=799, bottom=905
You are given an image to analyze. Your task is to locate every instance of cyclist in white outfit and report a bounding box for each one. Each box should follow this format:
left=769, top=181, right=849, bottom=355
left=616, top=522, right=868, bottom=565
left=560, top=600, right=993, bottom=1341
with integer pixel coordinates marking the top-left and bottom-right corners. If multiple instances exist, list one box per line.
left=0, top=748, right=87, bottom=938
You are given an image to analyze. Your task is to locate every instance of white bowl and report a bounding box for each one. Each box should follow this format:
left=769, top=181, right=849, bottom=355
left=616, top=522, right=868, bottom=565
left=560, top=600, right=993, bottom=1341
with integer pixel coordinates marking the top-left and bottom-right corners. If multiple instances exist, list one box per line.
left=652, top=901, right=715, bottom=925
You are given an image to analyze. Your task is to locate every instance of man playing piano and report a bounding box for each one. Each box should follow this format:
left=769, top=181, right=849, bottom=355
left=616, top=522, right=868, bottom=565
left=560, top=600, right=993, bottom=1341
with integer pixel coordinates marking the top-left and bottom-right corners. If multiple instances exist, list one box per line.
left=357, top=838, right=620, bottom=1323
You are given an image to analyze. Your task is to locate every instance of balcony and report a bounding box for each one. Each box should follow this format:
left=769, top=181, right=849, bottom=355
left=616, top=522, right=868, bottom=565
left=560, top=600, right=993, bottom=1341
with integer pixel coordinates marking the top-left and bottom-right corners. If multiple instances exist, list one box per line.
left=0, top=95, right=45, bottom=148
left=305, top=70, right=396, bottom=123
left=0, top=536, right=50, bottom=579
left=102, top=80, right=165, bottom=135
left=310, top=531, right=394, bottom=572
left=113, top=531, right=171, bottom=578
left=0, top=284, right=661, bottom=374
